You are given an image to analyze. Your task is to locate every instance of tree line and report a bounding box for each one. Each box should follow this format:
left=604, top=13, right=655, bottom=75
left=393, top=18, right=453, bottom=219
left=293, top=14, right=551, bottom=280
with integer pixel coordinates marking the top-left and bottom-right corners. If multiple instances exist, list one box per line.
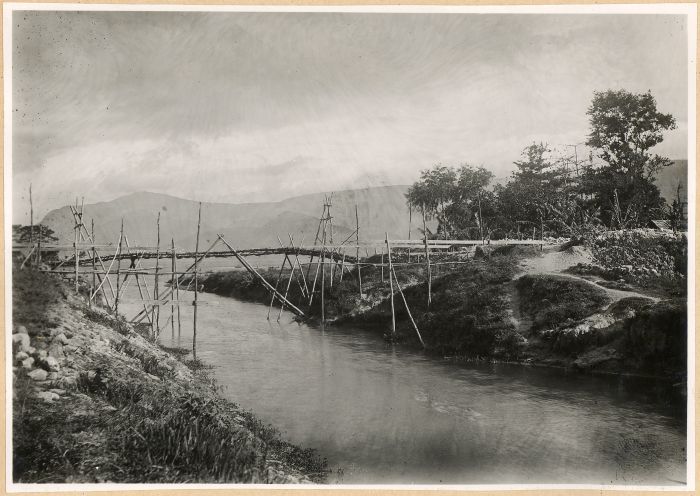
left=406, top=89, right=684, bottom=240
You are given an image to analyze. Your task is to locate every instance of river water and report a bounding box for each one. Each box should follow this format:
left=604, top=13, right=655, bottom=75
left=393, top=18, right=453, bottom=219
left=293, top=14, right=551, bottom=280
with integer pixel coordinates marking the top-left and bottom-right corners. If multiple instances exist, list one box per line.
left=118, top=266, right=686, bottom=486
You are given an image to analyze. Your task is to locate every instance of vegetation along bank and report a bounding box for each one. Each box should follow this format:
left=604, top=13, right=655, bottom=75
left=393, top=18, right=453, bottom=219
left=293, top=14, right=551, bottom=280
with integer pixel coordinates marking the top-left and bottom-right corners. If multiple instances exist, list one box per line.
left=186, top=228, right=687, bottom=384
left=12, top=267, right=328, bottom=483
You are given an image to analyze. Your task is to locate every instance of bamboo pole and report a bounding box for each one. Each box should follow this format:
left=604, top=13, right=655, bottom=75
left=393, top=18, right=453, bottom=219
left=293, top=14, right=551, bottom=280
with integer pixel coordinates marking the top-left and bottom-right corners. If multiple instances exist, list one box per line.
left=73, top=207, right=117, bottom=302
left=307, top=210, right=327, bottom=307
left=478, top=191, right=484, bottom=244
left=268, top=252, right=289, bottom=320
left=217, top=235, right=305, bottom=316
left=390, top=263, right=425, bottom=348
left=355, top=205, right=362, bottom=297
left=152, top=212, right=161, bottom=340
left=90, top=220, right=96, bottom=307
left=305, top=203, right=326, bottom=283
left=115, top=219, right=124, bottom=316
left=327, top=196, right=335, bottom=287
left=385, top=233, right=396, bottom=339
left=287, top=233, right=309, bottom=296
left=20, top=246, right=36, bottom=269
left=123, top=236, right=153, bottom=326
left=339, top=250, right=346, bottom=283
left=125, top=236, right=154, bottom=317
left=278, top=251, right=296, bottom=321
left=69, top=209, right=108, bottom=308
left=36, top=192, right=42, bottom=266
left=29, top=184, right=33, bottom=248
left=320, top=214, right=327, bottom=326
left=268, top=234, right=290, bottom=318
left=381, top=249, right=385, bottom=282
left=171, top=238, right=176, bottom=338
left=193, top=203, right=202, bottom=360
left=278, top=235, right=306, bottom=297
left=131, top=237, right=221, bottom=323
left=408, top=207, right=412, bottom=263
left=74, top=201, right=79, bottom=293
left=422, top=205, right=432, bottom=307
left=90, top=236, right=121, bottom=302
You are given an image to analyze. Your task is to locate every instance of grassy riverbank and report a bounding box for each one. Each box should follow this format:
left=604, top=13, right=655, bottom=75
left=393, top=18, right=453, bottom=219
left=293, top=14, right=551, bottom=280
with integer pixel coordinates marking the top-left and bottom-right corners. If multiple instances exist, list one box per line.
left=188, top=237, right=687, bottom=382
left=11, top=267, right=328, bottom=483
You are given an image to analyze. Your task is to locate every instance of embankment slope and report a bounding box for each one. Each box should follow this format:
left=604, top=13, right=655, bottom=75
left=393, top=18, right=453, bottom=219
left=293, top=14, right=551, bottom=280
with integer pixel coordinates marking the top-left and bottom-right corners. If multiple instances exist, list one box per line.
left=11, top=268, right=327, bottom=484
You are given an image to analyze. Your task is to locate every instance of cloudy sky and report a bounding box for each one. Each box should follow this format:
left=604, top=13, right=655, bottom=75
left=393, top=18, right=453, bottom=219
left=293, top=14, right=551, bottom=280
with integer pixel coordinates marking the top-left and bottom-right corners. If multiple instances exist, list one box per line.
left=11, top=10, right=690, bottom=223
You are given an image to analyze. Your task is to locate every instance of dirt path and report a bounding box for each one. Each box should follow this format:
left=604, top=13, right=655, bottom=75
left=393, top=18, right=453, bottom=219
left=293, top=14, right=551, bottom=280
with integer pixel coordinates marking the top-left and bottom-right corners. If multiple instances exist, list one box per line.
left=517, top=246, right=658, bottom=305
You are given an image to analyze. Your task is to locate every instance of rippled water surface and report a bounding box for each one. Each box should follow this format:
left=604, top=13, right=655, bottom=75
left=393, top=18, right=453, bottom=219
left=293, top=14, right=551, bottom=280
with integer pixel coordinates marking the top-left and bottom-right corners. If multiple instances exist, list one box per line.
left=123, top=279, right=686, bottom=485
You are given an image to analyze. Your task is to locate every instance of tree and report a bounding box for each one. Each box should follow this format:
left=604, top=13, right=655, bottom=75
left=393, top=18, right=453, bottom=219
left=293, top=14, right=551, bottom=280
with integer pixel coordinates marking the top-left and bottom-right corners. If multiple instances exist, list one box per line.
left=12, top=224, right=58, bottom=244
left=406, top=164, right=493, bottom=239
left=584, top=89, right=676, bottom=227
left=406, top=165, right=457, bottom=237
left=497, top=142, right=568, bottom=237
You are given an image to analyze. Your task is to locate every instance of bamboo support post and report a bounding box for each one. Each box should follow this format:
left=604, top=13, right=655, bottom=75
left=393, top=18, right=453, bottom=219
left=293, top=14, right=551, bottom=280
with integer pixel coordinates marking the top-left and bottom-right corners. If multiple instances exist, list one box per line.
left=90, top=220, right=96, bottom=307
left=339, top=250, right=346, bottom=283
left=73, top=206, right=117, bottom=302
left=217, top=235, right=304, bottom=316
left=152, top=212, right=161, bottom=340
left=171, top=238, right=177, bottom=338
left=131, top=237, right=221, bottom=323
left=29, top=184, right=33, bottom=250
left=74, top=201, right=80, bottom=293
left=408, top=207, right=412, bottom=263
left=90, top=235, right=122, bottom=303
left=355, top=205, right=362, bottom=297
left=381, top=249, right=385, bottom=282
left=390, top=263, right=425, bottom=348
left=115, top=220, right=124, bottom=316
left=320, top=215, right=327, bottom=326
left=385, top=233, right=396, bottom=338
left=123, top=236, right=153, bottom=326
left=305, top=204, right=326, bottom=283
left=268, top=253, right=289, bottom=320
left=278, top=251, right=296, bottom=321
left=193, top=203, right=202, bottom=360
left=20, top=245, right=36, bottom=269
left=422, top=205, right=432, bottom=307
left=36, top=212, right=42, bottom=266
left=287, top=234, right=309, bottom=297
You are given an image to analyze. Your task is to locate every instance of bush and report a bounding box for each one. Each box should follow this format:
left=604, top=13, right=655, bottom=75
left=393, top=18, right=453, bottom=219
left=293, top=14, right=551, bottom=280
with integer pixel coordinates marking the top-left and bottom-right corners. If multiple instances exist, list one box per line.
left=516, top=274, right=610, bottom=331
left=590, top=229, right=687, bottom=282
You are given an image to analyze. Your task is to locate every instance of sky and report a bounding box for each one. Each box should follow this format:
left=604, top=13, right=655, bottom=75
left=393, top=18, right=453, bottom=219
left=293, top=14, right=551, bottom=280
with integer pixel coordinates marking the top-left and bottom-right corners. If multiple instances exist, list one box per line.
left=11, top=10, right=690, bottom=223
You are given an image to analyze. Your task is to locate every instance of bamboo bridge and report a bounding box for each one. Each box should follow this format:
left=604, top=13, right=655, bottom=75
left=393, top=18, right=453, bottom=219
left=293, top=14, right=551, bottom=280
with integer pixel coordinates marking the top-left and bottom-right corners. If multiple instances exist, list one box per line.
left=16, top=194, right=559, bottom=357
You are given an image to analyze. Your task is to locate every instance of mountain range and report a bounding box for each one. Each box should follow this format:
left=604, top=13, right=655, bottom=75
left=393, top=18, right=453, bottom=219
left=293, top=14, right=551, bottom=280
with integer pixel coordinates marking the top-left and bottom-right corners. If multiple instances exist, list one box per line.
left=40, top=159, right=688, bottom=250
left=41, top=186, right=416, bottom=250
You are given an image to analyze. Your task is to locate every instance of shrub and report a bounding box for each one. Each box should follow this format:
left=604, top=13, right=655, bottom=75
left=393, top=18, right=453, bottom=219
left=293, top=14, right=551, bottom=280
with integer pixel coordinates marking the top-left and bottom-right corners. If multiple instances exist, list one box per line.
left=516, top=274, right=610, bottom=330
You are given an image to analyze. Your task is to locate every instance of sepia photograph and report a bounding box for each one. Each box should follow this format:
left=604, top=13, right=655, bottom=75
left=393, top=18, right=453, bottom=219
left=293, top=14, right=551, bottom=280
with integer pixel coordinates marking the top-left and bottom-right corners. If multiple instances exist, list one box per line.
left=4, top=3, right=696, bottom=491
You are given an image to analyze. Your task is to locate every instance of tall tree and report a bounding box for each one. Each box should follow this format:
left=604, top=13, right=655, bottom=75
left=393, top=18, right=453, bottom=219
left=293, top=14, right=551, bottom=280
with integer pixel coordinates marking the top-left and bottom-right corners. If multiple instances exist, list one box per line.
left=406, top=164, right=493, bottom=239
left=497, top=142, right=566, bottom=236
left=584, top=89, right=676, bottom=227
left=12, top=224, right=58, bottom=244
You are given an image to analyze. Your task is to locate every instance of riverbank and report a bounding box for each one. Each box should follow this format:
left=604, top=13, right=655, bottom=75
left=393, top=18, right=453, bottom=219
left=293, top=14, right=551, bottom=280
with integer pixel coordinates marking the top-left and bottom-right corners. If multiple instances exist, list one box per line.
left=187, top=234, right=687, bottom=382
left=11, top=267, right=328, bottom=483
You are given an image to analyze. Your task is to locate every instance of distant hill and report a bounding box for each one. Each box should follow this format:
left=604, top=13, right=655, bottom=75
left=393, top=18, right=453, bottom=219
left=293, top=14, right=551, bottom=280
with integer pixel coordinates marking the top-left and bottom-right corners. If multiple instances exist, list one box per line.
left=655, top=159, right=688, bottom=204
left=41, top=186, right=418, bottom=250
